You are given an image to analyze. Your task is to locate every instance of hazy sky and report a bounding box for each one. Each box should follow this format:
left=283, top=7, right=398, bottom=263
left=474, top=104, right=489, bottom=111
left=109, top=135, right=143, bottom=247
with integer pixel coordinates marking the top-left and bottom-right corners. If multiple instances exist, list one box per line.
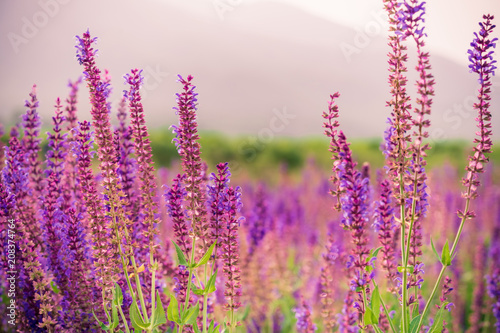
left=0, top=0, right=498, bottom=139
left=174, top=0, right=500, bottom=65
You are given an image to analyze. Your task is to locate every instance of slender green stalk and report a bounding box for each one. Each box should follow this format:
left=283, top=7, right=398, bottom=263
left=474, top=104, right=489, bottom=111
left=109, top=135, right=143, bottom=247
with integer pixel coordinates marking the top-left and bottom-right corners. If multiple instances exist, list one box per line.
left=361, top=287, right=368, bottom=333
left=415, top=264, right=445, bottom=331
left=415, top=186, right=472, bottom=332
left=203, top=264, right=209, bottom=333
left=179, top=236, right=197, bottom=333
left=118, top=301, right=131, bottom=333
left=399, top=173, right=408, bottom=333
left=371, top=281, right=397, bottom=333
left=149, top=266, right=157, bottom=329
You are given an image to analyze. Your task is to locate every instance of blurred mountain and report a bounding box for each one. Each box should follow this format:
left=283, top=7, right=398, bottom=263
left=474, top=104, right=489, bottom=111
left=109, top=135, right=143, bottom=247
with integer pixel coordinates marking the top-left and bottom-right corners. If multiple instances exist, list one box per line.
left=0, top=0, right=496, bottom=139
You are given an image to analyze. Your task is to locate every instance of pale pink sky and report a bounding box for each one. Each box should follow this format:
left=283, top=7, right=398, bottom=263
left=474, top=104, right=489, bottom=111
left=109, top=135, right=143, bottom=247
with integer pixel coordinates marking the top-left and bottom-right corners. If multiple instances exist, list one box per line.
left=0, top=0, right=498, bottom=140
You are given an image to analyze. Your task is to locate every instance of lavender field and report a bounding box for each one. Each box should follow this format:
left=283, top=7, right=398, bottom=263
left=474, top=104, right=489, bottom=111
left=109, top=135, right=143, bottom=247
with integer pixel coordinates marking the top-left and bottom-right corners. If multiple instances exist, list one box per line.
left=0, top=1, right=499, bottom=332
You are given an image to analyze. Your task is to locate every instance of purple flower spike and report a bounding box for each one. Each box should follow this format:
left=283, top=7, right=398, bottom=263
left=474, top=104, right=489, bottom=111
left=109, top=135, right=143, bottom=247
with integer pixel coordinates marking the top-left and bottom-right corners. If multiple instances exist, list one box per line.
left=294, top=296, right=317, bottom=333
left=374, top=179, right=398, bottom=293
left=207, top=162, right=231, bottom=259
left=124, top=68, right=160, bottom=255
left=222, top=186, right=243, bottom=323
left=461, top=15, right=496, bottom=211
left=165, top=174, right=191, bottom=257
left=397, top=0, right=427, bottom=40
left=468, top=15, right=498, bottom=84
left=172, top=75, right=209, bottom=249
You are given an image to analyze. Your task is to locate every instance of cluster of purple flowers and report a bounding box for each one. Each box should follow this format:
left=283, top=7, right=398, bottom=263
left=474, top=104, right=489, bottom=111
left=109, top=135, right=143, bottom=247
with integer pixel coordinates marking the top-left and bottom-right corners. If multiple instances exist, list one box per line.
left=0, top=5, right=498, bottom=333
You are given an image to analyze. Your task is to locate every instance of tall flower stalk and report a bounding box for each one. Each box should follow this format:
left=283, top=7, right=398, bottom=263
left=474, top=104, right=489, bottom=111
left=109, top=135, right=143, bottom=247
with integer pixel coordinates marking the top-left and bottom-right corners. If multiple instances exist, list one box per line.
left=415, top=14, right=496, bottom=332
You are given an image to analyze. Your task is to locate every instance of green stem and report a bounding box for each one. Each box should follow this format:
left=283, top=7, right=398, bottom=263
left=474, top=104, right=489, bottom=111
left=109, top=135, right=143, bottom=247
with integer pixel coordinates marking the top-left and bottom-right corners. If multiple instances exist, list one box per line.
left=415, top=189, right=472, bottom=332
left=149, top=266, right=156, bottom=331
left=118, top=301, right=131, bottom=333
left=415, top=264, right=445, bottom=331
left=361, top=287, right=368, bottom=333
left=399, top=173, right=408, bottom=333
left=179, top=236, right=197, bottom=333
left=203, top=264, right=209, bottom=333
left=372, top=281, right=397, bottom=333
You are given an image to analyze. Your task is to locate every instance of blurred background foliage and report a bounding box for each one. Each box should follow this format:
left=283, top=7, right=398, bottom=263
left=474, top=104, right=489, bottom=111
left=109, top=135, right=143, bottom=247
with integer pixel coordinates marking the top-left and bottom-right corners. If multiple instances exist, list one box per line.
left=7, top=128, right=499, bottom=181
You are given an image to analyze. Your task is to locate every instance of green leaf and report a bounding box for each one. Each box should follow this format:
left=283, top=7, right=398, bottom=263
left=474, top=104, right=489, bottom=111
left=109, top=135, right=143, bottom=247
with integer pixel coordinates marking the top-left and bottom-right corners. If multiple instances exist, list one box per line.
left=172, top=241, right=188, bottom=267
left=373, top=325, right=384, bottom=333
left=208, top=320, right=217, bottom=333
left=409, top=315, right=421, bottom=333
left=192, top=286, right=205, bottom=296
left=205, top=269, right=218, bottom=294
left=114, top=283, right=123, bottom=307
left=441, top=240, right=451, bottom=266
left=194, top=241, right=216, bottom=268
left=110, top=295, right=119, bottom=330
left=130, top=302, right=149, bottom=330
left=152, top=291, right=167, bottom=328
left=182, top=301, right=200, bottom=326
left=363, top=307, right=375, bottom=325
left=430, top=237, right=441, bottom=263
left=167, top=295, right=181, bottom=324
left=428, top=303, right=448, bottom=333
left=369, top=246, right=383, bottom=260
left=50, top=281, right=60, bottom=294
left=371, top=286, right=381, bottom=323
left=193, top=322, right=201, bottom=333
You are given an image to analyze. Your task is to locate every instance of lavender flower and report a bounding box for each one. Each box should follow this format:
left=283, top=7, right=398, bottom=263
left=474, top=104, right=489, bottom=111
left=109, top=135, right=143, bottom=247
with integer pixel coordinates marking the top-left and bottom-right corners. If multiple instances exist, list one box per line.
left=434, top=276, right=454, bottom=331
left=2, top=134, right=57, bottom=331
left=22, top=85, right=45, bottom=195
left=323, top=93, right=371, bottom=319
left=207, top=162, right=231, bottom=259
left=171, top=74, right=209, bottom=249
left=20, top=86, right=44, bottom=248
left=461, top=14, right=496, bottom=206
left=294, top=296, right=317, bottom=333
left=124, top=68, right=160, bottom=256
left=114, top=96, right=139, bottom=222
left=338, top=291, right=359, bottom=333
left=60, top=207, right=94, bottom=330
left=165, top=174, right=191, bottom=256
left=319, top=233, right=339, bottom=330
left=76, top=30, right=134, bottom=262
left=222, top=186, right=243, bottom=324
left=374, top=179, right=398, bottom=293
left=246, top=184, right=270, bottom=256
left=64, top=77, right=83, bottom=131
left=73, top=121, right=117, bottom=304
left=397, top=0, right=427, bottom=40
left=322, top=92, right=343, bottom=211
left=467, top=242, right=487, bottom=333
left=383, top=0, right=413, bottom=194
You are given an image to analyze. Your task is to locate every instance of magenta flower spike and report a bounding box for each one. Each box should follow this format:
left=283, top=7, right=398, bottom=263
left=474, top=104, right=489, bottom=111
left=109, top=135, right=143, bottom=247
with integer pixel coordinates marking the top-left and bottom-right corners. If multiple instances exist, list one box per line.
left=374, top=179, right=398, bottom=293
left=124, top=68, right=160, bottom=257
left=75, top=30, right=135, bottom=263
left=73, top=121, right=117, bottom=304
left=222, top=186, right=243, bottom=323
left=207, top=162, right=231, bottom=259
left=165, top=174, right=191, bottom=257
left=2, top=129, right=57, bottom=331
left=323, top=93, right=371, bottom=319
left=172, top=74, right=209, bottom=250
